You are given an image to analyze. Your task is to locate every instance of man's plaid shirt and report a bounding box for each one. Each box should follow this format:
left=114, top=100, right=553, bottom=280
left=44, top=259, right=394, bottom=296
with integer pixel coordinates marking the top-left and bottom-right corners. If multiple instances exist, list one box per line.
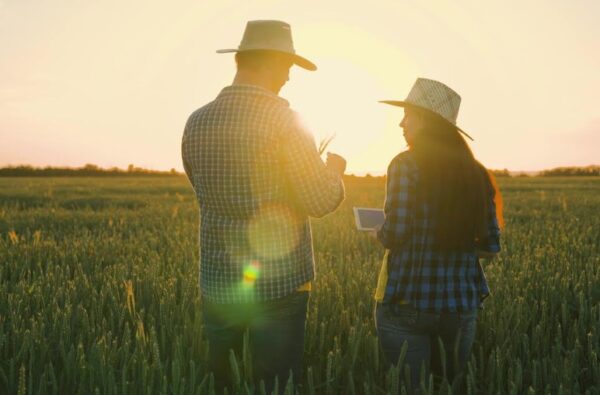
left=182, top=85, right=344, bottom=304
left=377, top=151, right=500, bottom=312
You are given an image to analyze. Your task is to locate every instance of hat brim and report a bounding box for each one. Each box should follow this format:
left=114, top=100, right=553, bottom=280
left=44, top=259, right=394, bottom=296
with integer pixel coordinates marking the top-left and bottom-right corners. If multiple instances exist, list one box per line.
left=216, top=48, right=317, bottom=71
left=379, top=100, right=474, bottom=141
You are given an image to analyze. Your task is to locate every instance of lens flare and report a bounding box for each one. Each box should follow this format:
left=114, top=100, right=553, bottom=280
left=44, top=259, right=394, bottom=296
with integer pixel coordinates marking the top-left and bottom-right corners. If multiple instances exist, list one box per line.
left=242, top=260, right=261, bottom=289
left=247, top=205, right=300, bottom=260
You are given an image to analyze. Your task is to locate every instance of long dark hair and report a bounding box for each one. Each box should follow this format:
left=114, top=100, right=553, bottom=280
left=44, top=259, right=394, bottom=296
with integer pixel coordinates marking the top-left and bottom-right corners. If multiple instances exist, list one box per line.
left=410, top=111, right=491, bottom=251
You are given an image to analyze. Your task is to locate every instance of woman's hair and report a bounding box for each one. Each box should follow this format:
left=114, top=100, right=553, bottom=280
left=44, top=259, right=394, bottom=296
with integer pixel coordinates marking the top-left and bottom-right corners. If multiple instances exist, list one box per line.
left=409, top=109, right=491, bottom=251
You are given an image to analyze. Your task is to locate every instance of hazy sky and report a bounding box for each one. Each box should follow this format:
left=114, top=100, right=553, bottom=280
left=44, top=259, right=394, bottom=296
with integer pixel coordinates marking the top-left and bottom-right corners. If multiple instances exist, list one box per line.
left=1, top=0, right=599, bottom=174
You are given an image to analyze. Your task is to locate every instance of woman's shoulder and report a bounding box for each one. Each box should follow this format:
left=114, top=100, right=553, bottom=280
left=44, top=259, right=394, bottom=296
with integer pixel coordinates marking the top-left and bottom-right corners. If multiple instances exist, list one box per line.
left=388, top=150, right=418, bottom=173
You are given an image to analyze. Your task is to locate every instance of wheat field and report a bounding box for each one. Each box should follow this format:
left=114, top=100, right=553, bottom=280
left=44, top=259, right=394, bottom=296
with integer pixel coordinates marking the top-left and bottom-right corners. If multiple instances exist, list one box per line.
left=0, top=176, right=598, bottom=394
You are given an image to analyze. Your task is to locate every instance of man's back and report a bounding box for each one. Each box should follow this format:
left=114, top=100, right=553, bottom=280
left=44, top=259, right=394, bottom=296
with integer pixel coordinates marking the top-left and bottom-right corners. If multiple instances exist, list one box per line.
left=182, top=84, right=344, bottom=303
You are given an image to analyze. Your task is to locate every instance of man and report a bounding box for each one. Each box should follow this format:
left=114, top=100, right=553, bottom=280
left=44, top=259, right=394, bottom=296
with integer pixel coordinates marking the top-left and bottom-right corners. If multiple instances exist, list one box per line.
left=181, top=20, right=346, bottom=392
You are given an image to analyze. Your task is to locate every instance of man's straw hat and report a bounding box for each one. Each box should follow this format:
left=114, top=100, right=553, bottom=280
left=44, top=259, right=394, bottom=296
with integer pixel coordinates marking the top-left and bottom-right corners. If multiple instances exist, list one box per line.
left=217, top=20, right=317, bottom=71
left=380, top=78, right=473, bottom=141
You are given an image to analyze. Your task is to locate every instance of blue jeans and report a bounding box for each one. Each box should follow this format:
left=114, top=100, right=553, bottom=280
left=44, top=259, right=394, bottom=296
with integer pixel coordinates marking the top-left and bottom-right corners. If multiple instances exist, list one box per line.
left=375, top=303, right=477, bottom=392
left=202, top=291, right=309, bottom=394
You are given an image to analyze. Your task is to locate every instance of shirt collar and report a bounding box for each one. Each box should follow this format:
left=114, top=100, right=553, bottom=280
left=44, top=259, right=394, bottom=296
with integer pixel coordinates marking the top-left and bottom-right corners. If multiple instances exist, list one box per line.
left=217, top=84, right=290, bottom=107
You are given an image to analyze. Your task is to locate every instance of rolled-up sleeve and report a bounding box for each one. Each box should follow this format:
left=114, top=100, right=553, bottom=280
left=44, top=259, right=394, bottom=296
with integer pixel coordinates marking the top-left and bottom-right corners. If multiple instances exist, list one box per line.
left=377, top=158, right=412, bottom=249
left=280, top=116, right=345, bottom=218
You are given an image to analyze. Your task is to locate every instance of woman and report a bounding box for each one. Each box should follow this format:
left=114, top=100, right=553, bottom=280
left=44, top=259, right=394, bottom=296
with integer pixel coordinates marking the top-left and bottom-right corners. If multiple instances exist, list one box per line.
left=374, top=78, right=501, bottom=392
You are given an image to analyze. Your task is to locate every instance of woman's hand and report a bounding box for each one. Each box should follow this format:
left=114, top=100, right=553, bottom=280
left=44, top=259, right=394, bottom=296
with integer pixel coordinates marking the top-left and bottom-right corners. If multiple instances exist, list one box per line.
left=477, top=250, right=498, bottom=260
left=367, top=224, right=383, bottom=240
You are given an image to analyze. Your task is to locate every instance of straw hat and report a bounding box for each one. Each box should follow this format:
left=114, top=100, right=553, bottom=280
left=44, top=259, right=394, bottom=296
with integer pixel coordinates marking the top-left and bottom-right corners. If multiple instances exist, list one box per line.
left=380, top=78, right=473, bottom=141
left=217, top=20, right=317, bottom=71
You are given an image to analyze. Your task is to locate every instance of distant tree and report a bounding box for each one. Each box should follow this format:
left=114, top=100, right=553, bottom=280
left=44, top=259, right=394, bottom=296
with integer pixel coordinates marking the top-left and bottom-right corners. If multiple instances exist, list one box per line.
left=490, top=168, right=511, bottom=177
left=540, top=165, right=599, bottom=176
left=84, top=164, right=99, bottom=171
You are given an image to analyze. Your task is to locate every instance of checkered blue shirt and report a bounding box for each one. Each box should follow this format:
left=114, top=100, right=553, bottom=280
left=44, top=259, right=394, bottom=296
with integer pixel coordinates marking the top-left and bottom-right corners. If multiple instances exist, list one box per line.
left=182, top=84, right=344, bottom=304
left=377, top=151, right=500, bottom=312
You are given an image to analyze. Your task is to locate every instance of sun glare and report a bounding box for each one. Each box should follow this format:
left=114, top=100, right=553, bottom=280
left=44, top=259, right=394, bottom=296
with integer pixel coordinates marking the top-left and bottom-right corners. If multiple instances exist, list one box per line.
left=284, top=22, right=419, bottom=174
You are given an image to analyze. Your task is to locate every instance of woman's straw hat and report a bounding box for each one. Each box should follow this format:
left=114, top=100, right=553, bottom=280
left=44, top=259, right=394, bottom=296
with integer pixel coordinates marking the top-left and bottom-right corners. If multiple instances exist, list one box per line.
left=380, top=78, right=473, bottom=141
left=217, top=20, right=317, bottom=71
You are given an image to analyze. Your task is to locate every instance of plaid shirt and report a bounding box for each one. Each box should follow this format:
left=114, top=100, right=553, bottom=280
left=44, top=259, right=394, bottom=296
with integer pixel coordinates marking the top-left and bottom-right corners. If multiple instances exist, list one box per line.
left=377, top=151, right=500, bottom=312
left=182, top=85, right=344, bottom=304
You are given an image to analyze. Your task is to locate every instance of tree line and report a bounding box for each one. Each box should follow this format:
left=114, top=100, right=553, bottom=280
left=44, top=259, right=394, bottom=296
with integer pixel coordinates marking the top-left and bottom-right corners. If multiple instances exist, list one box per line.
left=0, top=164, right=597, bottom=177
left=539, top=165, right=599, bottom=177
left=0, top=164, right=181, bottom=177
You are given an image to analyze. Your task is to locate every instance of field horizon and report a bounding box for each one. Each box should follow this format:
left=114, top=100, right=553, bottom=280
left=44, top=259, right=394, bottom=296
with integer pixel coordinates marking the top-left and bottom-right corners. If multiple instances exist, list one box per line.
left=1, top=163, right=600, bottom=179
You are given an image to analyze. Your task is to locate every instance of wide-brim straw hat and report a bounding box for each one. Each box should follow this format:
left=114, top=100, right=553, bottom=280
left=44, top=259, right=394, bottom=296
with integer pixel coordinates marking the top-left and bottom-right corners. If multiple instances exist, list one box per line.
left=217, top=20, right=317, bottom=71
left=380, top=78, right=473, bottom=141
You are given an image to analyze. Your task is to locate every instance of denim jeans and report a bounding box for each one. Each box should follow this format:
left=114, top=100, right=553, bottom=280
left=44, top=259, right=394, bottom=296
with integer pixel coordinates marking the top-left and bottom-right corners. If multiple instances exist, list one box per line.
left=375, top=303, right=477, bottom=392
left=202, top=291, right=309, bottom=394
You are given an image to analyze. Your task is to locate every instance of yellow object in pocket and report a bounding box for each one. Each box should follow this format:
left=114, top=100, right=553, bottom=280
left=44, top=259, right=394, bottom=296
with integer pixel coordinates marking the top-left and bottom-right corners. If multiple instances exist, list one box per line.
left=374, top=251, right=389, bottom=302
left=297, top=281, right=312, bottom=292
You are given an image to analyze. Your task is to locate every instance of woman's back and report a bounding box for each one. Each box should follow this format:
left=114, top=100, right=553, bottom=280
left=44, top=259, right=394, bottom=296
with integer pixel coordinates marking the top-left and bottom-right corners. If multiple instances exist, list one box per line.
left=377, top=151, right=500, bottom=312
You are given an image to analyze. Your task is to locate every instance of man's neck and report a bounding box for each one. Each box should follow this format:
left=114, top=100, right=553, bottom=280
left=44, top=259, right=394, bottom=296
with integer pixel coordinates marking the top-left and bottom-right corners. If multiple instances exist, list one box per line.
left=232, top=71, right=277, bottom=94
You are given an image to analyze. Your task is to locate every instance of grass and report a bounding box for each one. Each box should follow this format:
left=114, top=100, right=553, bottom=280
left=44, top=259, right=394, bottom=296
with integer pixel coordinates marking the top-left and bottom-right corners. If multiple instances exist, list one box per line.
left=0, top=176, right=599, bottom=394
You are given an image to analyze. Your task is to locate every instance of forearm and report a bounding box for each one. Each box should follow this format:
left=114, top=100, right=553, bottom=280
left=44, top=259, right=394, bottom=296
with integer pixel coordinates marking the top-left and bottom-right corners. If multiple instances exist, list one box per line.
left=304, top=171, right=345, bottom=218
left=282, top=122, right=345, bottom=218
left=377, top=220, right=406, bottom=249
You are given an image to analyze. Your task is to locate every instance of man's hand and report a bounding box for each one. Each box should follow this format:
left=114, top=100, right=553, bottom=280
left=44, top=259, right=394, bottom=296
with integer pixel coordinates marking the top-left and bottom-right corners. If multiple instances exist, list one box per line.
left=326, top=152, right=346, bottom=175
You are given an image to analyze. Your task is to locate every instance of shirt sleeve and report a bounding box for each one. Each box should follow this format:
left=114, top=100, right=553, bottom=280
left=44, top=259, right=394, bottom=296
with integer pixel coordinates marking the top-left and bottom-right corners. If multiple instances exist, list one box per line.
left=280, top=115, right=345, bottom=218
left=181, top=123, right=194, bottom=183
left=377, top=157, right=412, bottom=249
left=476, top=175, right=501, bottom=253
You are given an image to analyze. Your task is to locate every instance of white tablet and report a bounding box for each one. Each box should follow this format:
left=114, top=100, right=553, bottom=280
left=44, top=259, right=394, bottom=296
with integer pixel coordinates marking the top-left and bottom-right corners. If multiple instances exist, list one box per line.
left=353, top=207, right=385, bottom=231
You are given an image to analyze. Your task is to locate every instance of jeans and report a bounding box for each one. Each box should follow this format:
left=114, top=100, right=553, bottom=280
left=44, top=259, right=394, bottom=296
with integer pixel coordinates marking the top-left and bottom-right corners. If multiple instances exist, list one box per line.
left=202, top=291, right=309, bottom=394
left=375, top=303, right=477, bottom=393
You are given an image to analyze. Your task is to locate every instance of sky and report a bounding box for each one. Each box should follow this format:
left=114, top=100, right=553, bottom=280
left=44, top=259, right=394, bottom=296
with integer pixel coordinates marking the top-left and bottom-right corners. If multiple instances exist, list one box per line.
left=1, top=0, right=599, bottom=174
